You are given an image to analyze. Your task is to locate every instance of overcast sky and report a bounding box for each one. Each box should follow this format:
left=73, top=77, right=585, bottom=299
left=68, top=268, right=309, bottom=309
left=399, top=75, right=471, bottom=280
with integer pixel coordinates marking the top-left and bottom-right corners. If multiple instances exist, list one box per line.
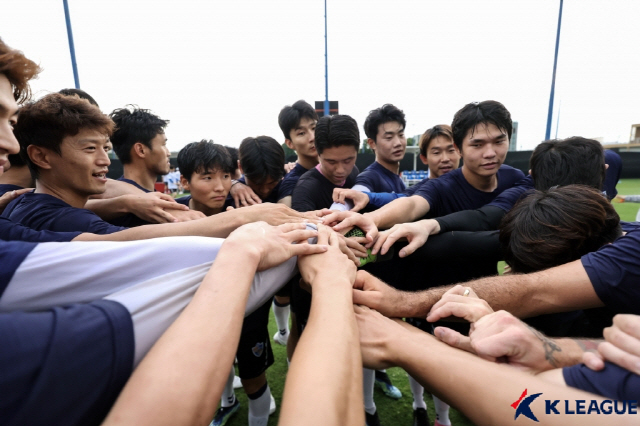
left=2, top=0, right=639, bottom=152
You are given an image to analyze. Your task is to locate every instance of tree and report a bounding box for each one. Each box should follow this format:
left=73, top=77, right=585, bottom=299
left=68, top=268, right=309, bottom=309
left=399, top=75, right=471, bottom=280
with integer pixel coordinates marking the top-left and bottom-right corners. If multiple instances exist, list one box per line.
left=360, top=139, right=373, bottom=154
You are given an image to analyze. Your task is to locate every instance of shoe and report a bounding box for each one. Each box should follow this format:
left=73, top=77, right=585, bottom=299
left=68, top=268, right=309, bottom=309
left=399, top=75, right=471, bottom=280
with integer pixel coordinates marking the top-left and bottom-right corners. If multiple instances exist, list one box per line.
left=210, top=398, right=240, bottom=426
left=433, top=421, right=451, bottom=426
left=233, top=375, right=242, bottom=389
left=269, top=394, right=276, bottom=415
left=273, top=330, right=289, bottom=346
left=365, top=410, right=381, bottom=426
left=413, top=408, right=430, bottom=426
left=375, top=375, right=402, bottom=399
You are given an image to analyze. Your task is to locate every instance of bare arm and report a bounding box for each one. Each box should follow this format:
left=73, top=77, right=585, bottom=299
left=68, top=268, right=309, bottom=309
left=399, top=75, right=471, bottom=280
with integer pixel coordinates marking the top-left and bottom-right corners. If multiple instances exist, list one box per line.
left=355, top=306, right=637, bottom=426
left=278, top=195, right=292, bottom=208
left=91, top=178, right=147, bottom=199
left=279, top=227, right=363, bottom=426
left=366, top=194, right=430, bottom=230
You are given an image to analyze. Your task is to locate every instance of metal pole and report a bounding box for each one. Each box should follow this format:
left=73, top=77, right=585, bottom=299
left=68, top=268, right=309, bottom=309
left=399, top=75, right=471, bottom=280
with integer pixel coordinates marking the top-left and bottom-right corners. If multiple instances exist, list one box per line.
left=63, top=0, right=81, bottom=89
left=545, top=0, right=563, bottom=141
left=324, top=0, right=329, bottom=116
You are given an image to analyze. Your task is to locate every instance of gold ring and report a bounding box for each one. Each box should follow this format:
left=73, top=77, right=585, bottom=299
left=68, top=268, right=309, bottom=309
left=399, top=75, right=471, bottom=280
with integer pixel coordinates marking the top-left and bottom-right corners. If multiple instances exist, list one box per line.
left=463, top=288, right=470, bottom=297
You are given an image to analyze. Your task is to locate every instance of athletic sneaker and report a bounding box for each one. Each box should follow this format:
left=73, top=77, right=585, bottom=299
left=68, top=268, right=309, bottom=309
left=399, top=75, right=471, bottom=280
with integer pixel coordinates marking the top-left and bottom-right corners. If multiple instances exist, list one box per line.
left=374, top=371, right=402, bottom=399
left=269, top=394, right=276, bottom=415
left=273, top=330, right=289, bottom=346
left=365, top=410, right=381, bottom=426
left=210, top=399, right=240, bottom=426
left=433, top=421, right=451, bottom=426
left=413, top=408, right=430, bottom=426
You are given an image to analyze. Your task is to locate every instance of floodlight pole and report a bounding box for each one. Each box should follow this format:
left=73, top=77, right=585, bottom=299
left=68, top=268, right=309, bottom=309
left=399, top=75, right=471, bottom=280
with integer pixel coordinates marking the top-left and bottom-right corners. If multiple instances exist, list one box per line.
left=545, top=0, right=563, bottom=141
left=324, top=0, right=329, bottom=116
left=63, top=0, right=81, bottom=89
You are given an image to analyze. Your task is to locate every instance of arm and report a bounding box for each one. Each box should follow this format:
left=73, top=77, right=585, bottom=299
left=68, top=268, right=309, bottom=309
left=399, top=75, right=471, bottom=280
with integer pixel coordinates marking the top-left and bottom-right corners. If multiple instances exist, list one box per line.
left=366, top=195, right=430, bottom=230
left=279, top=227, right=363, bottom=426
left=101, top=223, right=326, bottom=426
left=355, top=306, right=635, bottom=426
left=278, top=195, right=292, bottom=208
left=86, top=193, right=188, bottom=223
left=435, top=205, right=506, bottom=233
left=91, top=178, right=147, bottom=199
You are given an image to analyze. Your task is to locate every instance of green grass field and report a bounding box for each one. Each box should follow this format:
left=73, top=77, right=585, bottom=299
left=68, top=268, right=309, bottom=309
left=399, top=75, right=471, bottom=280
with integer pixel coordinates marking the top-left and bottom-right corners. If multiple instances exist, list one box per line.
left=214, top=179, right=640, bottom=426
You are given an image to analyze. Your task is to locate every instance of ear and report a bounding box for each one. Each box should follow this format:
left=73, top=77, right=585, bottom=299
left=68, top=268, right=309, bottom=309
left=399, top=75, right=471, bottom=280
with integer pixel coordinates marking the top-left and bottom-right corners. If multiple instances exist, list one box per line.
left=284, top=138, right=294, bottom=150
left=605, top=164, right=609, bottom=170
left=367, top=138, right=376, bottom=151
left=237, top=160, right=243, bottom=176
left=27, top=145, right=54, bottom=171
left=133, top=142, right=147, bottom=159
left=180, top=175, right=190, bottom=191
left=528, top=169, right=532, bottom=175
left=419, top=154, right=428, bottom=165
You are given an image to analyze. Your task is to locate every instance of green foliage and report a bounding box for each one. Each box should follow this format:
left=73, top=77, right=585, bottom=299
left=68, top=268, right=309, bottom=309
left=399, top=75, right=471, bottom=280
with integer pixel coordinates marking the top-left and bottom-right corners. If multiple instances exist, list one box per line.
left=281, top=142, right=295, bottom=158
left=407, top=137, right=416, bottom=146
left=361, top=139, right=373, bottom=154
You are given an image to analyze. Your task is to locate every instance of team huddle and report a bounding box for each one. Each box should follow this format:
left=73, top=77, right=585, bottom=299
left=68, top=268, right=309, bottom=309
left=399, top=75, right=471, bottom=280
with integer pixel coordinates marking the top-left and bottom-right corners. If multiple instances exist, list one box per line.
left=0, top=37, right=639, bottom=426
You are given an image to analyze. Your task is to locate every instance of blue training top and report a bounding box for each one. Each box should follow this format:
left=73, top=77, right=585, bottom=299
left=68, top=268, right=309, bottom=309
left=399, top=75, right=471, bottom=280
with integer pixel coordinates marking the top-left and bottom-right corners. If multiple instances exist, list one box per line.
left=355, top=161, right=406, bottom=193
left=563, top=362, right=640, bottom=400
left=278, top=163, right=309, bottom=200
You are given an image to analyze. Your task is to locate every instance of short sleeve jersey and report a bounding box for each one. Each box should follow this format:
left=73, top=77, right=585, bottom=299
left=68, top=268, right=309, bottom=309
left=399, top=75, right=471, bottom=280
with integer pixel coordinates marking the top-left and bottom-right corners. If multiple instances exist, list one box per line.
left=355, top=162, right=406, bottom=193
left=117, top=176, right=152, bottom=193
left=0, top=300, right=134, bottom=426
left=563, top=362, right=640, bottom=400
left=109, top=177, right=155, bottom=227
left=486, top=175, right=534, bottom=212
left=291, top=166, right=359, bottom=212
left=414, top=165, right=525, bottom=217
left=0, top=217, right=81, bottom=243
left=278, top=163, right=309, bottom=200
left=2, top=193, right=127, bottom=235
left=0, top=184, right=24, bottom=198
left=603, top=150, right=622, bottom=200
left=581, top=228, right=640, bottom=315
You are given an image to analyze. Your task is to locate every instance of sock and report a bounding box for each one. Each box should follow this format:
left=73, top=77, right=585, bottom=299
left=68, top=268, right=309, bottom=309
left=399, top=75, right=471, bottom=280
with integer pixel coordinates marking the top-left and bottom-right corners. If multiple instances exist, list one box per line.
left=409, top=375, right=427, bottom=410
left=220, top=368, right=236, bottom=407
left=374, top=369, right=391, bottom=384
left=273, top=299, right=290, bottom=335
left=363, top=368, right=376, bottom=415
left=247, top=383, right=271, bottom=426
left=433, top=395, right=451, bottom=425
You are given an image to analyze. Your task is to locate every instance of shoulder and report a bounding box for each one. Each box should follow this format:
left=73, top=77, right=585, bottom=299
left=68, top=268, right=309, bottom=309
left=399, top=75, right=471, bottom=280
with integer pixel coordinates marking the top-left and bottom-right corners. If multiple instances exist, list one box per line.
left=175, top=195, right=191, bottom=207
left=497, top=164, right=526, bottom=179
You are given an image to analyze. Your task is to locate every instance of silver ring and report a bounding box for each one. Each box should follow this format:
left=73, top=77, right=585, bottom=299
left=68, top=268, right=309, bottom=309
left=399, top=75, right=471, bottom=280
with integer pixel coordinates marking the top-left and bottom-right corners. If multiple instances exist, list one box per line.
left=463, top=288, right=470, bottom=297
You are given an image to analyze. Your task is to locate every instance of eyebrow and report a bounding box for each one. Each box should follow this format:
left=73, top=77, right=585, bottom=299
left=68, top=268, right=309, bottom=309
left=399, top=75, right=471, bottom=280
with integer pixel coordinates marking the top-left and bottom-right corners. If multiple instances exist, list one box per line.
left=470, top=133, right=506, bottom=142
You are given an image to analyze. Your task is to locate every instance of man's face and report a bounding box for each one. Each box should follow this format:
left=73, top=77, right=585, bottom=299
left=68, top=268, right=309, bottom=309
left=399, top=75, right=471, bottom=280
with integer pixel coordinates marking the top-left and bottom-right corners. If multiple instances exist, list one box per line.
left=286, top=117, right=317, bottom=160
left=420, top=136, right=461, bottom=179
left=46, top=129, right=112, bottom=196
left=318, top=145, right=357, bottom=185
left=460, top=123, right=508, bottom=178
left=245, top=176, right=281, bottom=201
left=145, top=132, right=171, bottom=175
left=371, top=121, right=406, bottom=164
left=182, top=168, right=232, bottom=213
left=0, top=75, right=20, bottom=177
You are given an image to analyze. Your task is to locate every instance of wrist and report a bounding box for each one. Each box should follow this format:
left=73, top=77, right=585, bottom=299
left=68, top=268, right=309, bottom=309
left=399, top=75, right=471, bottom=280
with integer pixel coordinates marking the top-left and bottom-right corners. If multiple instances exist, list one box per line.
left=221, top=238, right=261, bottom=267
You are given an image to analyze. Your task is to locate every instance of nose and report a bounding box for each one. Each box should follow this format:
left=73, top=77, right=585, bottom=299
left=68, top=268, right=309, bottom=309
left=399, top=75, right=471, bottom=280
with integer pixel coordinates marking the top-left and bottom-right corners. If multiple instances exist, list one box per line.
left=309, top=129, right=315, bottom=144
left=213, top=177, right=224, bottom=192
left=483, top=144, right=497, bottom=159
left=97, top=148, right=111, bottom=166
left=0, top=123, right=20, bottom=155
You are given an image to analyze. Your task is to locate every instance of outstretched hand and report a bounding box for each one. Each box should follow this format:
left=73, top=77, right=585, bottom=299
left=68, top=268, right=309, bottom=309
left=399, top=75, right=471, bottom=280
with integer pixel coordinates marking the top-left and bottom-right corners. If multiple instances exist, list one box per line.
left=583, top=314, right=640, bottom=375
left=318, top=209, right=377, bottom=246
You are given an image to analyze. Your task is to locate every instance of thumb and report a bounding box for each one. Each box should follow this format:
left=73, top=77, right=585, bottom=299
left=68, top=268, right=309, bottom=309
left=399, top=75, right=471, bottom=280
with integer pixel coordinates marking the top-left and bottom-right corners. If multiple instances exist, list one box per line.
left=434, top=326, right=474, bottom=354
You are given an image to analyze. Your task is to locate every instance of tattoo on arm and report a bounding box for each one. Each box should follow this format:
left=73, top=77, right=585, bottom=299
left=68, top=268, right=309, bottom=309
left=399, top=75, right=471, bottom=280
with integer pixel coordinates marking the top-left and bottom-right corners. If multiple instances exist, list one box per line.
left=528, top=326, right=562, bottom=368
left=575, top=339, right=602, bottom=353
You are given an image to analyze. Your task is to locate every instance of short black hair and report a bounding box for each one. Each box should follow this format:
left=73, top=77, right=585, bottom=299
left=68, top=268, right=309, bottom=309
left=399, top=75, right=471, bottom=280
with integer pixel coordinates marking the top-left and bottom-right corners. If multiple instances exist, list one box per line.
left=238, top=136, right=285, bottom=183
left=278, top=100, right=318, bottom=140
left=451, top=101, right=512, bottom=151
left=224, top=146, right=240, bottom=174
left=314, top=114, right=360, bottom=156
left=177, top=140, right=234, bottom=182
left=419, top=124, right=454, bottom=157
left=363, top=104, right=406, bottom=141
left=58, top=88, right=99, bottom=107
left=530, top=137, right=605, bottom=191
left=109, top=106, right=169, bottom=164
left=500, top=185, right=621, bottom=273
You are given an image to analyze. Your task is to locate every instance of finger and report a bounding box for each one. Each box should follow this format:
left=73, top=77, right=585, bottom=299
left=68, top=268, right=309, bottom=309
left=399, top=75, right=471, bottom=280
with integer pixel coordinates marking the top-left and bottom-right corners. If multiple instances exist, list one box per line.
left=427, top=301, right=490, bottom=323
left=352, top=270, right=370, bottom=291
left=398, top=236, right=426, bottom=258
left=284, top=229, right=319, bottom=244
left=434, top=327, right=475, bottom=353
left=331, top=215, right=358, bottom=232
left=289, top=243, right=328, bottom=257
left=249, top=193, right=262, bottom=204
left=603, top=324, right=640, bottom=357
left=277, top=222, right=308, bottom=233
left=13, top=188, right=33, bottom=196
left=233, top=194, right=240, bottom=208
left=156, top=199, right=187, bottom=210
left=332, top=189, right=342, bottom=203
left=471, top=331, right=519, bottom=361
left=155, top=209, right=178, bottom=223
left=328, top=231, right=341, bottom=249
left=315, top=225, right=331, bottom=246
left=613, top=314, right=640, bottom=339
left=379, top=231, right=401, bottom=256
left=157, top=193, right=177, bottom=202
left=344, top=237, right=367, bottom=254
left=352, top=288, right=378, bottom=308
left=597, top=342, right=640, bottom=375
left=226, top=206, right=235, bottom=211
left=582, top=351, right=605, bottom=371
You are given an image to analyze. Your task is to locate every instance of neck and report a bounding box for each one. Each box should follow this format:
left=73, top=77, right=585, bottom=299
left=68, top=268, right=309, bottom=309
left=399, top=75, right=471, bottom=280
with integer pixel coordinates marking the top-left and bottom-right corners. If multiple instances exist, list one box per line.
left=189, top=198, right=222, bottom=217
left=35, top=180, right=89, bottom=209
left=461, top=165, right=498, bottom=192
left=375, top=157, right=400, bottom=175
left=123, top=164, right=156, bottom=191
left=297, top=154, right=319, bottom=170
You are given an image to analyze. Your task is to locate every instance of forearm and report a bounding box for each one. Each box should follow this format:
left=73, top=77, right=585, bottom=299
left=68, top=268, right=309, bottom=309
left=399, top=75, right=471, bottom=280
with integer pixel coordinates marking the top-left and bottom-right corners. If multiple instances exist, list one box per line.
left=394, top=331, right=622, bottom=426
left=367, top=196, right=428, bottom=230
left=102, top=241, right=260, bottom=426
left=279, top=280, right=363, bottom=426
left=93, top=178, right=145, bottom=199
left=435, top=205, right=505, bottom=233
left=278, top=196, right=292, bottom=208
left=85, top=196, right=131, bottom=220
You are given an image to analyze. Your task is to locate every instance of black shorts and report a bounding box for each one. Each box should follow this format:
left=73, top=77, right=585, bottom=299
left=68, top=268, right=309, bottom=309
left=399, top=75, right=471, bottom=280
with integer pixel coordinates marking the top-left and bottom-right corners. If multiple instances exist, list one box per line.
left=275, top=279, right=292, bottom=299
left=236, top=299, right=274, bottom=380
left=289, top=274, right=311, bottom=332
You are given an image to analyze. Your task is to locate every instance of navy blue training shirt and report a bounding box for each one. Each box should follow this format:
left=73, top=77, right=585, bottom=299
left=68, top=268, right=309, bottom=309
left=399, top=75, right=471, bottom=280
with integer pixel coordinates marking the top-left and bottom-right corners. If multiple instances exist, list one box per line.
left=603, top=150, right=622, bottom=200
left=0, top=184, right=24, bottom=197
left=2, top=193, right=127, bottom=235
left=486, top=175, right=534, bottom=212
left=117, top=176, right=152, bottom=193
left=563, top=362, right=640, bottom=400
left=581, top=228, right=640, bottom=315
left=278, top=163, right=309, bottom=200
left=355, top=161, right=406, bottom=193
left=414, top=165, right=525, bottom=217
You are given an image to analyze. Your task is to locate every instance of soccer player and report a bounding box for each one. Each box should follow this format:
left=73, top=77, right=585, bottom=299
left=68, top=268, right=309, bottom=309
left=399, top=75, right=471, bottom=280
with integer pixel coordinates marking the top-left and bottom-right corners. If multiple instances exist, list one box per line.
left=234, top=135, right=286, bottom=205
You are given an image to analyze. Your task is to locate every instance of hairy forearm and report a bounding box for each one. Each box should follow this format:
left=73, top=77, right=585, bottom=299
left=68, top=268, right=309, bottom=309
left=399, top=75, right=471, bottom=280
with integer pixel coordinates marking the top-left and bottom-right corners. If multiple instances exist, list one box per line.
left=279, top=279, right=363, bottom=426
left=102, top=240, right=260, bottom=426
left=367, top=196, right=428, bottom=230
left=85, top=197, right=130, bottom=220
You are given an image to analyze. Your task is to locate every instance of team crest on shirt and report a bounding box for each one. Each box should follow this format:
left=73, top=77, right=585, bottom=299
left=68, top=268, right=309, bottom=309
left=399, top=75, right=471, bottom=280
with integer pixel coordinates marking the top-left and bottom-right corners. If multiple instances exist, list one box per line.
left=252, top=342, right=264, bottom=357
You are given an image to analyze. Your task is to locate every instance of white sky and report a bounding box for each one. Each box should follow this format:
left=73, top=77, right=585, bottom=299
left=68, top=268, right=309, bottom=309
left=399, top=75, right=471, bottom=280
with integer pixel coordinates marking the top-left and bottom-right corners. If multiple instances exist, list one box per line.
left=2, top=0, right=639, bottom=152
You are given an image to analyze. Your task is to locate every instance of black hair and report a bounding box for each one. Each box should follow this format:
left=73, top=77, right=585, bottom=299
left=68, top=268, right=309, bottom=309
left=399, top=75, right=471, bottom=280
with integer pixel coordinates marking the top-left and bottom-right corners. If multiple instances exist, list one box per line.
left=499, top=185, right=621, bottom=273
left=530, top=137, right=605, bottom=191
left=109, top=106, right=169, bottom=164
left=224, top=146, right=240, bottom=174
left=451, top=101, right=512, bottom=151
left=278, top=100, right=318, bottom=140
left=238, top=136, right=285, bottom=183
left=314, top=114, right=360, bottom=156
left=177, top=140, right=234, bottom=182
left=363, top=104, right=406, bottom=141
left=419, top=124, right=454, bottom=157
left=58, top=88, right=99, bottom=107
